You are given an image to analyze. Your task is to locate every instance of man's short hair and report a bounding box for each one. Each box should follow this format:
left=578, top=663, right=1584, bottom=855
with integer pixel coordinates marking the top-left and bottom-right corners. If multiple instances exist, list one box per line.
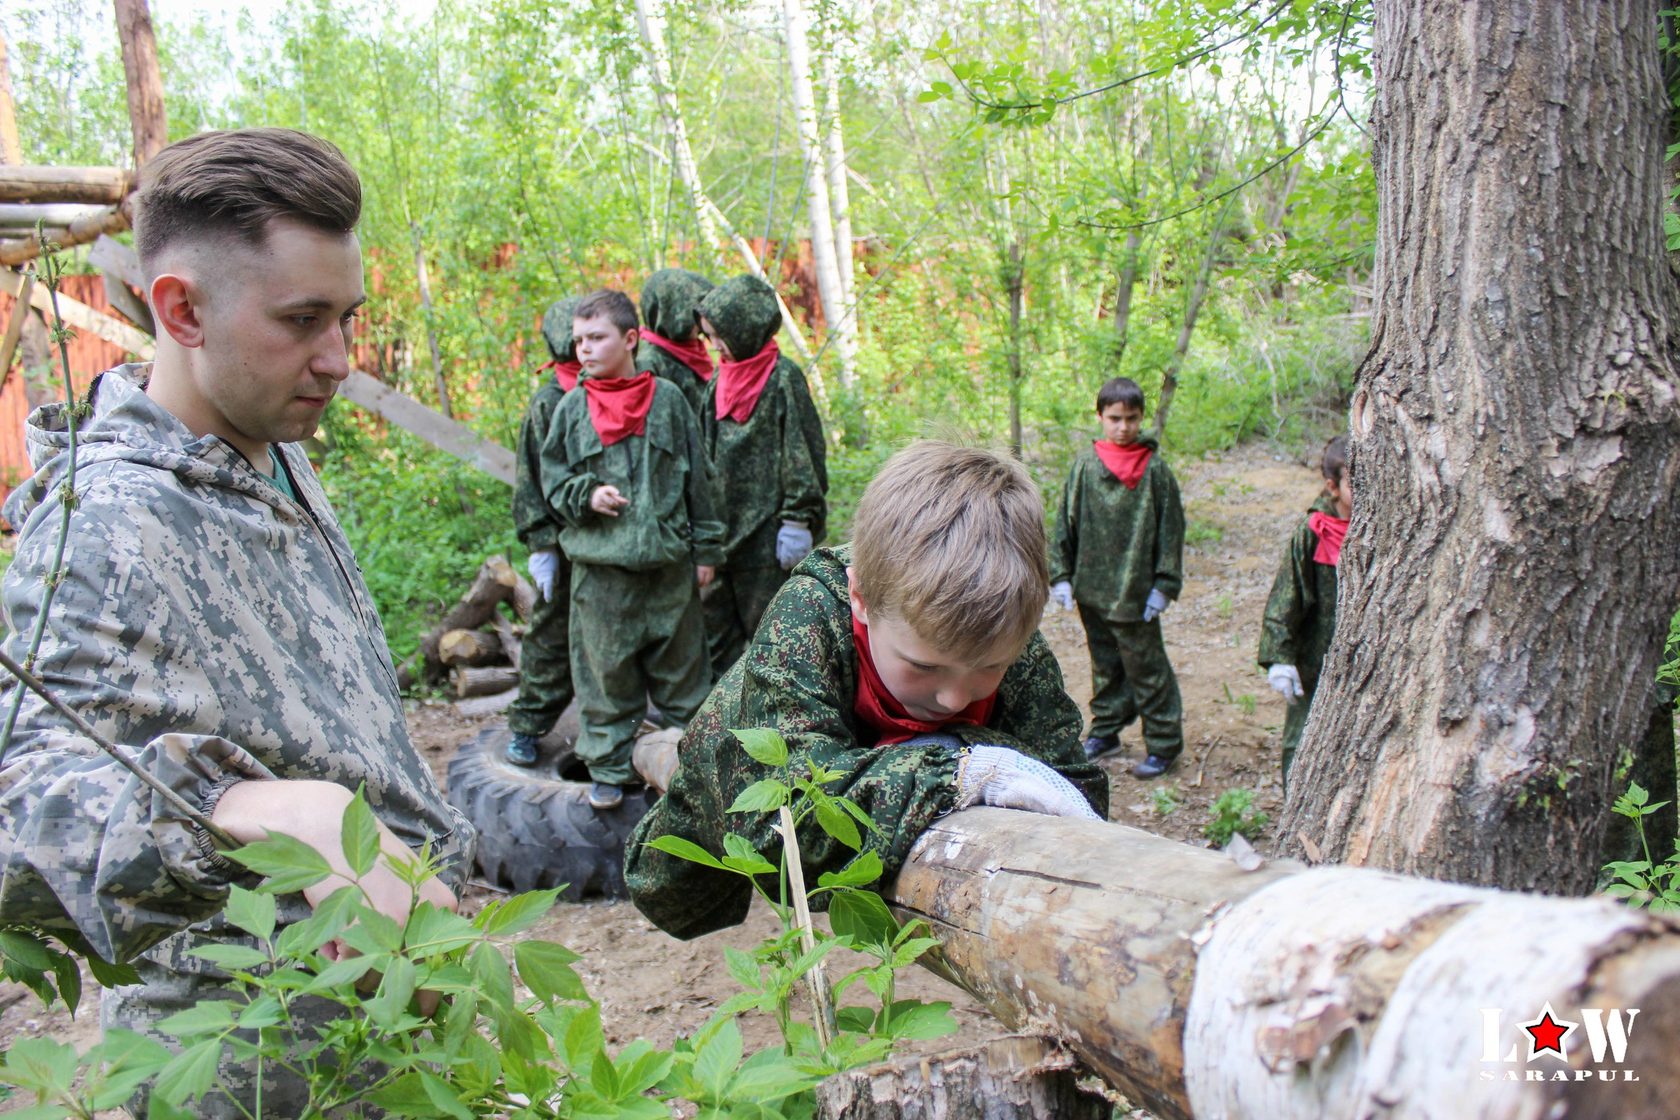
left=851, top=441, right=1049, bottom=661
left=135, top=128, right=361, bottom=274
left=1097, top=377, right=1146, bottom=413
left=574, top=290, right=640, bottom=334
left=1322, top=434, right=1350, bottom=482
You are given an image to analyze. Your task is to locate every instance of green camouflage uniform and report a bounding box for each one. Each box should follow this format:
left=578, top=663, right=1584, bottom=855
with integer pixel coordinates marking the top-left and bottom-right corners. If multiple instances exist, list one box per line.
left=1257, top=494, right=1341, bottom=784
left=695, top=275, right=829, bottom=675
left=0, top=365, right=473, bottom=1117
left=541, top=377, right=725, bottom=784
left=509, top=299, right=579, bottom=739
left=1050, top=438, right=1185, bottom=759
left=638, top=268, right=715, bottom=418
left=624, top=545, right=1107, bottom=940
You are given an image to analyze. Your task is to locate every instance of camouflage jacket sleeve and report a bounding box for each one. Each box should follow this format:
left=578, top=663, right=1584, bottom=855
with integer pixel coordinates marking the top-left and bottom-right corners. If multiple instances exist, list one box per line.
left=1258, top=517, right=1320, bottom=669
left=624, top=552, right=1104, bottom=939
left=539, top=392, right=606, bottom=528
left=1048, top=459, right=1080, bottom=586
left=513, top=381, right=566, bottom=550
left=777, top=363, right=829, bottom=543
left=1151, top=458, right=1186, bottom=601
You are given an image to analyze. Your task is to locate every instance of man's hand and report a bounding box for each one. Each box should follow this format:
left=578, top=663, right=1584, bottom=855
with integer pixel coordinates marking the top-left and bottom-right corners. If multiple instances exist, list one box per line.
left=1049, top=581, right=1074, bottom=611
left=527, top=548, right=560, bottom=600
left=1268, top=664, right=1304, bottom=701
left=1142, top=587, right=1170, bottom=622
left=954, top=745, right=1101, bottom=821
left=589, top=485, right=629, bottom=517
left=775, top=521, right=814, bottom=570
left=696, top=564, right=715, bottom=589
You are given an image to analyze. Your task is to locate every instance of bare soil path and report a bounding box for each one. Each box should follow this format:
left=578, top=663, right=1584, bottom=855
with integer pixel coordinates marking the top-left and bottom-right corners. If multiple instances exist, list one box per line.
left=0, top=443, right=1322, bottom=1112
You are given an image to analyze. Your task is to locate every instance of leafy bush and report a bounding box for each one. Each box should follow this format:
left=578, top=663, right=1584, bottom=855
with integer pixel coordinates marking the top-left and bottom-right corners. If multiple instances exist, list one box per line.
left=1204, top=788, right=1269, bottom=846
left=1602, top=782, right=1680, bottom=912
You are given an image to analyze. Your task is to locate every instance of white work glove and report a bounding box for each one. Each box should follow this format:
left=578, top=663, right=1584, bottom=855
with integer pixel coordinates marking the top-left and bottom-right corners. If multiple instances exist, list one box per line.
left=1049, top=581, right=1075, bottom=611
left=955, top=745, right=1101, bottom=821
left=776, top=521, right=814, bottom=570
left=1142, top=587, right=1170, bottom=622
left=527, top=548, right=560, bottom=601
left=1268, top=663, right=1304, bottom=701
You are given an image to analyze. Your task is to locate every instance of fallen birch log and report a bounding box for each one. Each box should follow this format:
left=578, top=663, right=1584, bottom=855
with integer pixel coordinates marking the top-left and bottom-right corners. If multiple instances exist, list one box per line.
left=886, top=809, right=1679, bottom=1120
left=454, top=665, right=519, bottom=698
left=438, top=628, right=504, bottom=667
left=814, top=1034, right=1108, bottom=1119
left=0, top=166, right=132, bottom=205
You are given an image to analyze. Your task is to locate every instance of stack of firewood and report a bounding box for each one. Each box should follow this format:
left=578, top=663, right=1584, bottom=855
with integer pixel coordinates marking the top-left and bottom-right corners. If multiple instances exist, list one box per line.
left=399, top=555, right=535, bottom=712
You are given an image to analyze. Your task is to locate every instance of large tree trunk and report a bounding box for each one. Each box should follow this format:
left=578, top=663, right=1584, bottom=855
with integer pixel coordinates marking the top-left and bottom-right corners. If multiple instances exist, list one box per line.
left=1282, top=1, right=1680, bottom=893
left=633, top=0, right=723, bottom=261
left=112, top=0, right=167, bottom=167
left=819, top=48, right=856, bottom=338
left=0, top=33, right=21, bottom=165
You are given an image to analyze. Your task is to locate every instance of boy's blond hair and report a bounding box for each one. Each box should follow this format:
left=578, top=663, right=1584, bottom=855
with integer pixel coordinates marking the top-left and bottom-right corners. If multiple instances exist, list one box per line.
left=851, top=441, right=1049, bottom=660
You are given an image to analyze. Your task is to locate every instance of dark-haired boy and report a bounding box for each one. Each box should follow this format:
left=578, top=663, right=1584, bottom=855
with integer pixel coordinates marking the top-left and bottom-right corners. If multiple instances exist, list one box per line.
left=1050, top=377, right=1185, bottom=779
left=507, top=297, right=582, bottom=766
left=0, top=128, right=469, bottom=1116
left=541, top=290, right=724, bottom=810
left=695, top=274, right=828, bottom=675
left=638, top=268, right=715, bottom=417
left=1258, top=435, right=1351, bottom=788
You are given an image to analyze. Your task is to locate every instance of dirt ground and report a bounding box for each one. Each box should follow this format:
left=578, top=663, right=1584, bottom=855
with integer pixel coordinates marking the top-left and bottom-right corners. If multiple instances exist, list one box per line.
left=0, top=443, right=1323, bottom=1111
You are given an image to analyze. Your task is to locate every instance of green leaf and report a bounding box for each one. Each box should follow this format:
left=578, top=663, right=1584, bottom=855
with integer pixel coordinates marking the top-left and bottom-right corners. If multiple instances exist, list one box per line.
left=516, top=939, right=591, bottom=1004
left=476, top=887, right=562, bottom=937
left=723, top=946, right=760, bottom=990
left=834, top=1005, right=875, bottom=1033
left=0, top=1037, right=79, bottom=1095
left=186, top=944, right=271, bottom=971
left=728, top=779, right=790, bottom=815
left=731, top=728, right=788, bottom=768
left=235, top=994, right=284, bottom=1030
left=0, top=930, right=53, bottom=971
left=228, top=832, right=335, bottom=893
left=916, top=89, right=942, bottom=103
left=367, top=1071, right=447, bottom=1115
left=418, top=1068, right=474, bottom=1119
left=341, top=789, right=382, bottom=878
left=691, top=1017, right=743, bottom=1100
left=591, top=1047, right=621, bottom=1099
left=404, top=903, right=484, bottom=956
left=818, top=850, right=883, bottom=889
left=157, top=1001, right=237, bottom=1039
left=815, top=802, right=861, bottom=850
left=151, top=1038, right=222, bottom=1106
left=224, top=885, right=277, bottom=941
left=340, top=909, right=405, bottom=956
left=48, top=952, right=80, bottom=1017
left=828, top=890, right=898, bottom=949
left=646, top=834, right=728, bottom=871
left=83, top=950, right=141, bottom=989
left=721, top=833, right=778, bottom=876
left=886, top=999, right=958, bottom=1040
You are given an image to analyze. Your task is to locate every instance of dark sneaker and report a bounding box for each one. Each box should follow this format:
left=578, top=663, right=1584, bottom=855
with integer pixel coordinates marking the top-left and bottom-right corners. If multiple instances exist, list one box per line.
left=1131, top=754, right=1174, bottom=780
left=1082, top=734, right=1121, bottom=761
left=589, top=782, right=624, bottom=811
left=505, top=733, right=540, bottom=767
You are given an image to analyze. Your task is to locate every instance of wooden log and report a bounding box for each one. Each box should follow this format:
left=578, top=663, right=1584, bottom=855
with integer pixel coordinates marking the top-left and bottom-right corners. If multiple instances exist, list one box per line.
left=437, top=628, right=504, bottom=667
left=814, top=1035, right=1110, bottom=1119
left=0, top=266, right=153, bottom=356
left=114, top=0, right=168, bottom=167
left=0, top=206, right=131, bottom=267
left=510, top=572, right=537, bottom=622
left=0, top=268, right=33, bottom=375
left=0, top=204, right=114, bottom=228
left=454, top=665, right=519, bottom=698
left=887, top=809, right=1680, bottom=1120
left=415, top=555, right=520, bottom=665
left=0, top=166, right=132, bottom=205
left=337, top=370, right=515, bottom=486
left=454, top=687, right=519, bottom=719
left=492, top=614, right=522, bottom=671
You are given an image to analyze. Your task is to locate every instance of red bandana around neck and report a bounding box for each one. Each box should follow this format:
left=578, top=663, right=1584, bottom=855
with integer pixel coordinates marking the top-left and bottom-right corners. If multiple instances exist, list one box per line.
left=851, top=613, right=998, bottom=746
left=714, top=340, right=780, bottom=423
left=1093, top=439, right=1152, bottom=489
left=583, top=371, right=656, bottom=446
left=541, top=358, right=582, bottom=393
left=642, top=330, right=715, bottom=382
left=1308, top=511, right=1350, bottom=566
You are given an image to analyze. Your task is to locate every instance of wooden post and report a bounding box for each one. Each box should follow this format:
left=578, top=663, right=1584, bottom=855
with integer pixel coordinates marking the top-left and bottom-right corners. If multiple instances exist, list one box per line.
left=113, top=0, right=168, bottom=167
left=0, top=268, right=34, bottom=375
left=887, top=809, right=1680, bottom=1119
left=0, top=32, right=23, bottom=165
left=0, top=167, right=133, bottom=205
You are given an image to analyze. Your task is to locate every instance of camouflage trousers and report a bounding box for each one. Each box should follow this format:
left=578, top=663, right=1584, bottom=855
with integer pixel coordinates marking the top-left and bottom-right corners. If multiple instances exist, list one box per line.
left=571, top=561, right=712, bottom=785
left=1280, top=682, right=1316, bottom=792
left=508, top=554, right=574, bottom=739
left=703, top=563, right=789, bottom=676
left=1077, top=606, right=1183, bottom=760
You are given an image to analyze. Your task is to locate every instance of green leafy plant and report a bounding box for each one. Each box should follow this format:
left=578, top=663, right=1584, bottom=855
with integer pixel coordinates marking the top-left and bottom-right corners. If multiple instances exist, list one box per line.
left=1149, top=783, right=1181, bottom=817
left=1602, top=782, right=1680, bottom=912
left=1204, top=787, right=1269, bottom=846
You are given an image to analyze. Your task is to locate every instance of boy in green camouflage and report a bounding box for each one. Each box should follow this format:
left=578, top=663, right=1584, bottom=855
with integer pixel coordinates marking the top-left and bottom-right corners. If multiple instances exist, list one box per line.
left=540, top=290, right=725, bottom=809
left=625, top=441, right=1107, bottom=940
left=637, top=268, right=715, bottom=417
left=1049, top=377, right=1186, bottom=780
left=507, top=297, right=582, bottom=766
left=1258, top=435, right=1351, bottom=788
left=695, top=274, right=829, bottom=674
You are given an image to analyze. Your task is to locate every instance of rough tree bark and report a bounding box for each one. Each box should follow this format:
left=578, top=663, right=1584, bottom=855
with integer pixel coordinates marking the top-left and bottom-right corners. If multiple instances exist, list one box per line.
left=112, top=0, right=167, bottom=166
left=1282, top=1, right=1680, bottom=894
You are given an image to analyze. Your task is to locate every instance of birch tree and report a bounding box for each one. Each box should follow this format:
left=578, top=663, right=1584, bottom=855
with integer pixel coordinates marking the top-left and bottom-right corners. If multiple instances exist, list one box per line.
left=633, top=0, right=722, bottom=263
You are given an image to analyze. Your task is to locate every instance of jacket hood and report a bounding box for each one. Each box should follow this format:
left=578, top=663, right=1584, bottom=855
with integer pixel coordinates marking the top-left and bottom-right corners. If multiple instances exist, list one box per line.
left=696, top=275, right=782, bottom=360
left=639, top=269, right=713, bottom=342
left=541, top=296, right=582, bottom=363
left=4, top=364, right=291, bottom=528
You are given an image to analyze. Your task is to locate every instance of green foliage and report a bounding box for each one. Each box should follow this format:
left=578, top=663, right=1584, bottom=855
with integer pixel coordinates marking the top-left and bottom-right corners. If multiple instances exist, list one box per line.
left=1602, top=782, right=1680, bottom=912
left=1204, top=787, right=1268, bottom=846
left=1149, top=783, right=1181, bottom=817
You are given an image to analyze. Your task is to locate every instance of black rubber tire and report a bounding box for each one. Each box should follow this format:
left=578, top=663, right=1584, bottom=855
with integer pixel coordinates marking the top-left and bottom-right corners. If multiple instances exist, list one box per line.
left=445, top=721, right=655, bottom=900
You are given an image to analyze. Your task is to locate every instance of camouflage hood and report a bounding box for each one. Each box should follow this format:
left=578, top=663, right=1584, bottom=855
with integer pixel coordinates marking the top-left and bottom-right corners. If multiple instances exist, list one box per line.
left=697, top=274, right=782, bottom=359
left=640, top=269, right=713, bottom=342
left=542, top=296, right=582, bottom=363
left=6, top=363, right=296, bottom=528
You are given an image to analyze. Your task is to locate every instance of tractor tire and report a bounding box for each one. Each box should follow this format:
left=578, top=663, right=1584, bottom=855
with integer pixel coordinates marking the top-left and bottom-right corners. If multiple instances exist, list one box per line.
left=445, top=719, right=656, bottom=900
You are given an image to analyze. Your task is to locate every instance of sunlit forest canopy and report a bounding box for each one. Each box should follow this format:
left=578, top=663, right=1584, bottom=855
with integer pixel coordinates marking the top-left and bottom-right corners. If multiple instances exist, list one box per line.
left=2, top=0, right=1375, bottom=657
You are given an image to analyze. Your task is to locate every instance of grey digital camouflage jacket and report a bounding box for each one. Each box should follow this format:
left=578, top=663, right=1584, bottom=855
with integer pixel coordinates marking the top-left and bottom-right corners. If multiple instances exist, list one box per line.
left=0, top=364, right=473, bottom=972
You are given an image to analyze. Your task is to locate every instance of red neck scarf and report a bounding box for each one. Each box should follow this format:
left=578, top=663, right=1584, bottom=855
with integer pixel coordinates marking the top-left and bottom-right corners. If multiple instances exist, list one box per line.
left=582, top=371, right=656, bottom=446
left=541, top=358, right=582, bottom=393
left=642, top=330, right=715, bottom=382
left=1093, top=439, right=1152, bottom=489
left=1308, top=511, right=1350, bottom=567
left=714, top=340, right=780, bottom=423
left=851, top=613, right=998, bottom=746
